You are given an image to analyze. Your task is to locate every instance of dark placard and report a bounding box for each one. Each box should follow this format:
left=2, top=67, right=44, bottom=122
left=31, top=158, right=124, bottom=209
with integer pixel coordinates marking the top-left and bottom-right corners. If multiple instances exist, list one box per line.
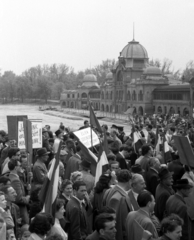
left=173, top=135, right=194, bottom=168
left=7, top=115, right=28, bottom=144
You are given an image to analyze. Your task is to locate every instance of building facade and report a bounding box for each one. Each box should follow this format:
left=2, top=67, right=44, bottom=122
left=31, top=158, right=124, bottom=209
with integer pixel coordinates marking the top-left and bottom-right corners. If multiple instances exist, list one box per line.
left=60, top=39, right=191, bottom=116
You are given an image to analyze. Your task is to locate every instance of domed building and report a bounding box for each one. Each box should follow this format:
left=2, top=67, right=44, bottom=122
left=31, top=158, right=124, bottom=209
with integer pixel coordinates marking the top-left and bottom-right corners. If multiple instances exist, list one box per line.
left=61, top=38, right=190, bottom=116
left=80, top=74, right=100, bottom=88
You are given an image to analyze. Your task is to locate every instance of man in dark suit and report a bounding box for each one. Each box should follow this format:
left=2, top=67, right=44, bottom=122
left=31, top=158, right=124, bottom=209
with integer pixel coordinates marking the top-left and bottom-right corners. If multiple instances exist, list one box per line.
left=32, top=148, right=48, bottom=190
left=128, top=173, right=146, bottom=211
left=155, top=168, right=174, bottom=221
left=66, top=181, right=89, bottom=240
left=105, top=170, right=132, bottom=240
left=166, top=179, right=193, bottom=240
left=115, top=146, right=130, bottom=170
left=1, top=185, right=21, bottom=239
left=64, top=145, right=82, bottom=180
left=8, top=159, right=30, bottom=225
left=145, top=157, right=160, bottom=197
left=126, top=191, right=158, bottom=240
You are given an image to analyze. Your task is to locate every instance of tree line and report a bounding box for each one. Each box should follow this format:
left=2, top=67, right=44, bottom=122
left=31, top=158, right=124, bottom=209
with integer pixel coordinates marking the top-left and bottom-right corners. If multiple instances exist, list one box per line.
left=0, top=59, right=193, bottom=103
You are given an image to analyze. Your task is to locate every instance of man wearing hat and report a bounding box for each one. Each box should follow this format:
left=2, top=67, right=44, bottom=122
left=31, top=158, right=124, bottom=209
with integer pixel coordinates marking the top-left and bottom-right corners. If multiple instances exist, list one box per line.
left=154, top=168, right=174, bottom=221
left=80, top=160, right=95, bottom=194
left=32, top=148, right=49, bottom=190
left=166, top=179, right=193, bottom=240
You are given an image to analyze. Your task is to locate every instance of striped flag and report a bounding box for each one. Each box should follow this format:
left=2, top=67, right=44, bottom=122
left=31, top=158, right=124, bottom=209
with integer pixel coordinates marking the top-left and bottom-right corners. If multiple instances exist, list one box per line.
left=76, top=138, right=98, bottom=176
left=89, top=102, right=102, bottom=133
left=95, top=144, right=109, bottom=184
left=163, top=135, right=172, bottom=164
left=39, top=141, right=62, bottom=217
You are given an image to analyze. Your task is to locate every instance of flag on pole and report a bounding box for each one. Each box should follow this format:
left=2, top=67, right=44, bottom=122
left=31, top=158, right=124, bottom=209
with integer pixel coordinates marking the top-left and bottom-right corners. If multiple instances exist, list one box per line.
left=39, top=141, right=62, bottom=218
left=95, top=143, right=109, bottom=184
left=76, top=138, right=98, bottom=176
left=89, top=102, right=102, bottom=133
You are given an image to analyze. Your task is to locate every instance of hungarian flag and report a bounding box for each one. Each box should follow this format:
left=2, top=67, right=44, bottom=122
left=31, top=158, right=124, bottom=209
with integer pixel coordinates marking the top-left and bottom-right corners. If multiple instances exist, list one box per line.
left=39, top=141, right=62, bottom=217
left=163, top=135, right=172, bottom=163
left=76, top=138, right=98, bottom=176
left=133, top=131, right=143, bottom=153
left=95, top=143, right=109, bottom=184
left=89, top=102, right=102, bottom=133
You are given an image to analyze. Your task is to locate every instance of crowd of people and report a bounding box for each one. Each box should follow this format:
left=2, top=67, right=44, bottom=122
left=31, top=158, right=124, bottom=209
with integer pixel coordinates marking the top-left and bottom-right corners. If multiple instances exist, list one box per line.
left=0, top=113, right=193, bottom=240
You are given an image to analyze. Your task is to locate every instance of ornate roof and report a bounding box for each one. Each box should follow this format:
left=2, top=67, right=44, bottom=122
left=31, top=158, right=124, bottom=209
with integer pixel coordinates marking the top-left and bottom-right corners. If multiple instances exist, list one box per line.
left=143, top=66, right=162, bottom=76
left=106, top=72, right=113, bottom=79
left=83, top=74, right=97, bottom=82
left=81, top=74, right=99, bottom=88
left=120, top=40, right=148, bottom=59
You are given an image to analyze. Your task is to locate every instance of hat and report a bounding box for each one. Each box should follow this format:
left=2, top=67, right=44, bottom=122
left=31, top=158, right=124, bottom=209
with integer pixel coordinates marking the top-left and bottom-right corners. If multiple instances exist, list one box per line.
left=80, top=160, right=91, bottom=169
left=131, top=164, right=143, bottom=174
left=158, top=168, right=173, bottom=180
left=55, top=129, right=62, bottom=137
left=42, top=128, right=48, bottom=133
left=36, top=148, right=49, bottom=157
left=117, top=126, right=124, bottom=132
left=174, top=179, right=193, bottom=189
left=111, top=124, right=118, bottom=129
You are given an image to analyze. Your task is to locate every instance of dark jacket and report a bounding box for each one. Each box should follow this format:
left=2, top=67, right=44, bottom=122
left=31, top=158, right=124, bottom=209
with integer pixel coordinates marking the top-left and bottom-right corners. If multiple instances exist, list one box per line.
left=155, top=183, right=174, bottom=221
left=145, top=168, right=159, bottom=197
left=166, top=193, right=189, bottom=240
left=128, top=190, right=139, bottom=211
left=64, top=154, right=81, bottom=180
left=86, top=230, right=99, bottom=240
left=116, top=153, right=128, bottom=170
left=32, top=160, right=48, bottom=189
left=106, top=185, right=132, bottom=240
left=66, top=196, right=88, bottom=240
left=10, top=202, right=21, bottom=239
left=9, top=172, right=29, bottom=224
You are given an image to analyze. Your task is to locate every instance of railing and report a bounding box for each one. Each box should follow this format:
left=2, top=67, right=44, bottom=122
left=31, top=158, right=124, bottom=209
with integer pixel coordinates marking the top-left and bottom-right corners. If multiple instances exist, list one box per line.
left=61, top=108, right=129, bottom=121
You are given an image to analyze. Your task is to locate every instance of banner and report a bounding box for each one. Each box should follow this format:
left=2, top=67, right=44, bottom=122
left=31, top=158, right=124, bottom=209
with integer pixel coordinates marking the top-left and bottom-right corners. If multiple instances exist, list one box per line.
left=173, top=135, right=194, bottom=168
left=18, top=120, right=42, bottom=149
left=73, top=127, right=100, bottom=148
left=7, top=115, right=28, bottom=142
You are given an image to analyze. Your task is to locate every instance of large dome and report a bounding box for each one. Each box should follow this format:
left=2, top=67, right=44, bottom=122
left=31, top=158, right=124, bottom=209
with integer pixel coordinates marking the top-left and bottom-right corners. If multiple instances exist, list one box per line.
left=106, top=72, right=113, bottom=79
left=81, top=74, right=99, bottom=88
left=143, top=66, right=162, bottom=75
left=121, top=40, right=148, bottom=59
left=83, top=74, right=97, bottom=82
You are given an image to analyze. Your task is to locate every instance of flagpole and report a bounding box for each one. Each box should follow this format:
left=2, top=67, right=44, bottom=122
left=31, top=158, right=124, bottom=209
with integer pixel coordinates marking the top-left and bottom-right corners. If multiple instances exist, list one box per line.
left=89, top=100, right=94, bottom=152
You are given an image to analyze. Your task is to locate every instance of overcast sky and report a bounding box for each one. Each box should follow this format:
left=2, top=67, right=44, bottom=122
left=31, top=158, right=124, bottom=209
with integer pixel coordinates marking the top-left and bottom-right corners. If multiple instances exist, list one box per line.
left=0, top=0, right=194, bottom=75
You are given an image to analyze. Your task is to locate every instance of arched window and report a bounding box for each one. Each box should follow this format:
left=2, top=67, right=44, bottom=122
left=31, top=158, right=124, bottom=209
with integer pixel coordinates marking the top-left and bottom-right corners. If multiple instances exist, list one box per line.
left=110, top=91, right=113, bottom=100
left=138, top=90, right=143, bottom=101
left=132, top=91, right=136, bottom=101
left=127, top=91, right=131, bottom=100
left=101, top=92, right=104, bottom=99
left=81, top=93, right=87, bottom=98
left=106, top=92, right=109, bottom=99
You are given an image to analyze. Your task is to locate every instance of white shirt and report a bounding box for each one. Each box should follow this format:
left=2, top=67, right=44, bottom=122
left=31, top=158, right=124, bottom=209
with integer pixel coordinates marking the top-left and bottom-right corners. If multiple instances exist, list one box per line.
left=132, top=190, right=138, bottom=200
left=53, top=138, right=61, bottom=153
